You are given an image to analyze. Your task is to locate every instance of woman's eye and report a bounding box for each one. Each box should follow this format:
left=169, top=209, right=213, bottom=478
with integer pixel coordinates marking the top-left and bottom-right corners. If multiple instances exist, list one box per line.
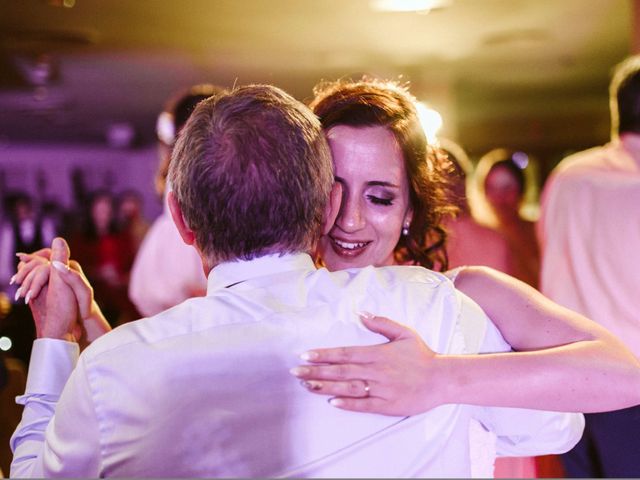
left=368, top=195, right=393, bottom=206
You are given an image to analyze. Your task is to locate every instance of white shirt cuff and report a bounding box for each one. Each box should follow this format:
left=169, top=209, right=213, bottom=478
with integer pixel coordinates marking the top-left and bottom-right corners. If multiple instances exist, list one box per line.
left=25, top=338, right=80, bottom=395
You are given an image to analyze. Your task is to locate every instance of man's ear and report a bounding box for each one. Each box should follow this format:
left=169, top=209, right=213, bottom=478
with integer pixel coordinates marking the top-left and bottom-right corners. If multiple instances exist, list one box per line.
left=322, top=182, right=342, bottom=235
left=168, top=191, right=196, bottom=246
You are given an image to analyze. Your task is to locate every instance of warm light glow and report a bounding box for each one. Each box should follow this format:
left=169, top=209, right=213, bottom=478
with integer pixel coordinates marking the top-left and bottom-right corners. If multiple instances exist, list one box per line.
left=415, top=102, right=443, bottom=144
left=0, top=336, right=12, bottom=352
left=46, top=0, right=76, bottom=7
left=370, top=0, right=450, bottom=13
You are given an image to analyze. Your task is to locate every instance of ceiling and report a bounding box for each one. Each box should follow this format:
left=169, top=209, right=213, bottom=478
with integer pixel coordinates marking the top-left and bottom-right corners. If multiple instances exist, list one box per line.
left=0, top=0, right=634, bottom=166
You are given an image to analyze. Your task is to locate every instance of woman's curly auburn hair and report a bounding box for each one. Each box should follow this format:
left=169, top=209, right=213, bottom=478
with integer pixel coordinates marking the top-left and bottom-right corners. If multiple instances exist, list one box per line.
left=308, top=77, right=457, bottom=271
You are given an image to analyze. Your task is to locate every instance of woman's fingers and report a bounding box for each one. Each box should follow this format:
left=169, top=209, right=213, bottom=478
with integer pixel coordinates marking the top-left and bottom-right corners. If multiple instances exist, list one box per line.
left=290, top=363, right=374, bottom=382
left=300, top=378, right=376, bottom=398
left=16, top=247, right=52, bottom=261
left=12, top=255, right=86, bottom=307
left=299, top=314, right=417, bottom=364
left=13, top=255, right=48, bottom=289
left=301, top=344, right=382, bottom=365
left=15, top=264, right=50, bottom=303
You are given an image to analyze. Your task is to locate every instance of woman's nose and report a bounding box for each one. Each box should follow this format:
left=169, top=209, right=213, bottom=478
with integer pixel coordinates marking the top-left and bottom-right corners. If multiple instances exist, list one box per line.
left=336, top=196, right=365, bottom=232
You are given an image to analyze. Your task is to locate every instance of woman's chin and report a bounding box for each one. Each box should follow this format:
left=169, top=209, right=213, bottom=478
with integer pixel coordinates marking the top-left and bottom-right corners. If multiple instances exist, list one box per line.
left=323, top=254, right=369, bottom=271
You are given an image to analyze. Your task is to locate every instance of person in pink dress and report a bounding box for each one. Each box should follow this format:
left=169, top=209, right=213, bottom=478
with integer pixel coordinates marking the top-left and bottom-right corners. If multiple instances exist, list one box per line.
left=128, top=84, right=225, bottom=317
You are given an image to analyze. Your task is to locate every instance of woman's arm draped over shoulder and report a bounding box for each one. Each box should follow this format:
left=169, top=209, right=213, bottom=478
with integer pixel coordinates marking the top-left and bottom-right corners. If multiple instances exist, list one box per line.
left=290, top=266, right=640, bottom=416
left=455, top=266, right=596, bottom=350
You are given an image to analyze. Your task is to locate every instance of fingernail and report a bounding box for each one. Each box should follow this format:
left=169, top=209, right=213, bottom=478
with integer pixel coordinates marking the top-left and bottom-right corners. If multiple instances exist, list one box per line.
left=301, top=380, right=322, bottom=391
left=289, top=367, right=309, bottom=377
left=329, top=398, right=345, bottom=407
left=356, top=311, right=375, bottom=320
left=9, top=274, right=16, bottom=285
left=52, top=261, right=68, bottom=272
left=14, top=288, right=22, bottom=302
left=25, top=291, right=32, bottom=305
left=15, top=252, right=26, bottom=258
left=300, top=351, right=318, bottom=361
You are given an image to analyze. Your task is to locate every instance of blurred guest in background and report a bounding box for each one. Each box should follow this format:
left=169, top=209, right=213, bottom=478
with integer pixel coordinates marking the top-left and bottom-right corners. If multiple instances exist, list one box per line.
left=538, top=54, right=640, bottom=478
left=0, top=192, right=56, bottom=365
left=129, top=83, right=225, bottom=317
left=474, top=149, right=540, bottom=287
left=117, top=189, right=150, bottom=253
left=438, top=138, right=510, bottom=273
left=70, top=190, right=138, bottom=326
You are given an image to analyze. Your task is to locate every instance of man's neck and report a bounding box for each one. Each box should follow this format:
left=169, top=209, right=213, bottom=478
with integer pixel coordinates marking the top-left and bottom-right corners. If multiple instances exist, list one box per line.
left=619, top=132, right=640, bottom=167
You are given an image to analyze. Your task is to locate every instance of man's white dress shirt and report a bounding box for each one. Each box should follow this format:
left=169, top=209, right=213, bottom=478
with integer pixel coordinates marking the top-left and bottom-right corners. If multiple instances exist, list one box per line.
left=11, top=254, right=583, bottom=478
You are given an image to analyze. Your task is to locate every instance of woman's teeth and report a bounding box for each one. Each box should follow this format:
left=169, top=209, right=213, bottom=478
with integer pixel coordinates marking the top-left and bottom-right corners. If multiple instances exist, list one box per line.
left=334, top=239, right=368, bottom=250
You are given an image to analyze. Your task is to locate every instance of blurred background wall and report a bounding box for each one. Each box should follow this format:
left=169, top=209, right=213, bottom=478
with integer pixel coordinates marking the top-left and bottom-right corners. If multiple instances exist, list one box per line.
left=0, top=0, right=637, bottom=217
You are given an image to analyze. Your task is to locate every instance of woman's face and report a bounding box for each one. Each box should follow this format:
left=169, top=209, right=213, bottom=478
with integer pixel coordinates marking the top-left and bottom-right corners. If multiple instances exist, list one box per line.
left=91, top=196, right=113, bottom=233
left=319, top=125, right=412, bottom=270
left=484, top=164, right=522, bottom=216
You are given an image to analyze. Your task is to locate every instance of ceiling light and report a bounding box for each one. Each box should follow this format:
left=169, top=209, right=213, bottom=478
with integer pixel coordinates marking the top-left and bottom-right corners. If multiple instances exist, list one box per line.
left=44, top=0, right=76, bottom=7
left=370, top=0, right=451, bottom=13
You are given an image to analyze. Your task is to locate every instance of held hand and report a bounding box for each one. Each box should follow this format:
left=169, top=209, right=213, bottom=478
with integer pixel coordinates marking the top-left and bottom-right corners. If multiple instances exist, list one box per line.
left=41, top=237, right=80, bottom=341
left=290, top=313, right=445, bottom=416
left=13, top=237, right=111, bottom=344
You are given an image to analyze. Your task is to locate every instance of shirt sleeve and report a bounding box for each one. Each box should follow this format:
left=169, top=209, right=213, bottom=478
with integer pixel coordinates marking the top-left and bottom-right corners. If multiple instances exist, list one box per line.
left=10, top=339, right=103, bottom=477
left=470, top=314, right=585, bottom=457
left=476, top=405, right=585, bottom=457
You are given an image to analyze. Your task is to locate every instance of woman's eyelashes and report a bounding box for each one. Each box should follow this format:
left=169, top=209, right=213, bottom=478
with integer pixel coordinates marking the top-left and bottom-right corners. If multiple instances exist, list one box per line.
left=367, top=194, right=394, bottom=206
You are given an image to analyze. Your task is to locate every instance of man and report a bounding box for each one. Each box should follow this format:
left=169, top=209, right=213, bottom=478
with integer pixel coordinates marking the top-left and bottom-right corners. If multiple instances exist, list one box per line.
left=10, top=85, right=582, bottom=477
left=538, top=55, right=640, bottom=477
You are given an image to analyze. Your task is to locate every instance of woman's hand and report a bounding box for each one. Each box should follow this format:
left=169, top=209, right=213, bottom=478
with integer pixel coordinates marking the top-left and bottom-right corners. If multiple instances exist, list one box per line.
left=290, top=313, right=446, bottom=416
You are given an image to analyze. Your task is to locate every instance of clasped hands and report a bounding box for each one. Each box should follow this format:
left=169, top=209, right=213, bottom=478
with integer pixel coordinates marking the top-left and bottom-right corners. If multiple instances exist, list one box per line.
left=12, top=237, right=111, bottom=346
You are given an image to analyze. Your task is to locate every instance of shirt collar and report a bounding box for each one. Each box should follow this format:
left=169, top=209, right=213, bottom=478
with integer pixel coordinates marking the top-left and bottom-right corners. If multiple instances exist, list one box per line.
left=207, top=252, right=316, bottom=293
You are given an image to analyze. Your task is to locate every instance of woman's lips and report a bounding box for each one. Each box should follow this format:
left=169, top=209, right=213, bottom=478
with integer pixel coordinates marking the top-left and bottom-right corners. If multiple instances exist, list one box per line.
left=330, top=236, right=371, bottom=257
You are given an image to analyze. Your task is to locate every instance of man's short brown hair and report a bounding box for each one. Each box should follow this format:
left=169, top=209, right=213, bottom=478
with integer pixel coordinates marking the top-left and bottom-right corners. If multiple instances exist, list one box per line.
left=169, top=84, right=333, bottom=263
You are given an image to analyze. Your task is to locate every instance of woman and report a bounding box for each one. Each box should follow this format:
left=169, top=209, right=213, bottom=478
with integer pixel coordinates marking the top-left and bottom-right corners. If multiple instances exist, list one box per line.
left=439, top=138, right=511, bottom=273
left=305, top=77, right=631, bottom=364
left=292, top=78, right=640, bottom=476
left=475, top=149, right=541, bottom=287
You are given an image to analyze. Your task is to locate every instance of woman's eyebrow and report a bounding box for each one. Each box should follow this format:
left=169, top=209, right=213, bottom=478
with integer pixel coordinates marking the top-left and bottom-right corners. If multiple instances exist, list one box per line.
left=367, top=180, right=399, bottom=188
left=334, top=176, right=399, bottom=188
